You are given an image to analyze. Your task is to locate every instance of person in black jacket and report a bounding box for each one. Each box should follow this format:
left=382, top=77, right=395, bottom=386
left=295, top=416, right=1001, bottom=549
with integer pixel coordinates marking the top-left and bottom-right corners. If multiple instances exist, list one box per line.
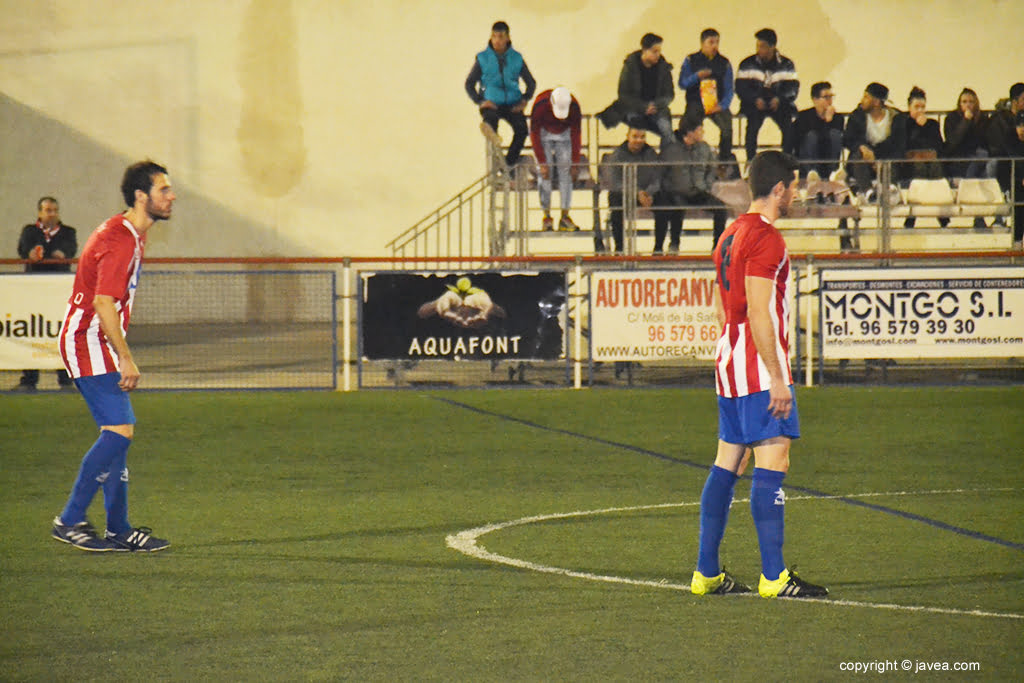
left=13, top=197, right=77, bottom=392
left=598, top=33, right=675, bottom=142
left=943, top=88, right=991, bottom=180
left=944, top=88, right=991, bottom=228
left=893, top=86, right=947, bottom=228
left=988, top=83, right=1024, bottom=240
left=792, top=81, right=844, bottom=178
left=1007, top=111, right=1024, bottom=247
left=735, top=28, right=798, bottom=164
left=843, top=82, right=899, bottom=195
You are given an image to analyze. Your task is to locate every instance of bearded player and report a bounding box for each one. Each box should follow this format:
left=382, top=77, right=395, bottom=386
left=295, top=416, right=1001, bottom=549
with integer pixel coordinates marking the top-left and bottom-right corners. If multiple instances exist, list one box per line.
left=51, top=161, right=174, bottom=552
left=691, top=150, right=828, bottom=598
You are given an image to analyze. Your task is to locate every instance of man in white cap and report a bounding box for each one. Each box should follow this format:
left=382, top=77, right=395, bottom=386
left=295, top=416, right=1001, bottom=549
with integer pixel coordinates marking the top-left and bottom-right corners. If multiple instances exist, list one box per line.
left=530, top=86, right=583, bottom=231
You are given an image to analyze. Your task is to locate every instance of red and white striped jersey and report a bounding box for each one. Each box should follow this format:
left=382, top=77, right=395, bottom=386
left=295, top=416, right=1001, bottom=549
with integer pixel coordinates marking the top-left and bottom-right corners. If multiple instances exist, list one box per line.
left=712, top=213, right=792, bottom=398
left=59, top=215, right=145, bottom=378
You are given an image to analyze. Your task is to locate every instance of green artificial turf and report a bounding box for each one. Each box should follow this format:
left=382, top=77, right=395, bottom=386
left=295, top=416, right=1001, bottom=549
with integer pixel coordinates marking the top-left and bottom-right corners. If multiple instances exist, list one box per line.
left=1, top=387, right=1021, bottom=681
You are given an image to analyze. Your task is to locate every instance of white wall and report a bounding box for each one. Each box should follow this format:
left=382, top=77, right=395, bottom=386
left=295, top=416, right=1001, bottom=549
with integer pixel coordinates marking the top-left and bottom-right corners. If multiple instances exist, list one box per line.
left=1, top=0, right=1020, bottom=257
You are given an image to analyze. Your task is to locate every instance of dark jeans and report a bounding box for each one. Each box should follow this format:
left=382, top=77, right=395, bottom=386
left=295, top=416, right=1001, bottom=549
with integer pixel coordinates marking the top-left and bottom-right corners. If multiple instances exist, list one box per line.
left=623, top=111, right=674, bottom=142
left=797, top=128, right=843, bottom=177
left=742, top=103, right=796, bottom=162
left=607, top=191, right=626, bottom=252
left=653, top=191, right=728, bottom=252
left=20, top=369, right=72, bottom=387
left=685, top=103, right=733, bottom=159
left=480, top=106, right=528, bottom=167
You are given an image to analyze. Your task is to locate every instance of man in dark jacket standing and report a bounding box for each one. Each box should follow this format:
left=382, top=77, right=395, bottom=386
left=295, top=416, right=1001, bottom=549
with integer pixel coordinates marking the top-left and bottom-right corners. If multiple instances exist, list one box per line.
left=598, top=33, right=675, bottom=142
left=735, top=28, right=798, bottom=165
left=465, top=21, right=536, bottom=168
left=14, top=196, right=77, bottom=392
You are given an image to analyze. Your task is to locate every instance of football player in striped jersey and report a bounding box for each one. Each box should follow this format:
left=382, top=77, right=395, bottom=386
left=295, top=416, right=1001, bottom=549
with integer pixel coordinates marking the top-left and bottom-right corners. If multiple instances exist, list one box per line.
left=51, top=161, right=174, bottom=553
left=691, top=150, right=827, bottom=598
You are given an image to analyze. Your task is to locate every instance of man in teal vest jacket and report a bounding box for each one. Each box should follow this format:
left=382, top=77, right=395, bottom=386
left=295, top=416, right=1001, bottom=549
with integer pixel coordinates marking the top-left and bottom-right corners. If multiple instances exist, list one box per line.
left=465, top=21, right=536, bottom=168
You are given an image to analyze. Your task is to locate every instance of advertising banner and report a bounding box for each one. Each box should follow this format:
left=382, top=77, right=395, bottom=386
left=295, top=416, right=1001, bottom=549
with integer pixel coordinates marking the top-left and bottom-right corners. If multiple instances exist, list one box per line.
left=819, top=267, right=1024, bottom=359
left=0, top=274, right=72, bottom=369
left=590, top=270, right=721, bottom=362
left=361, top=271, right=566, bottom=360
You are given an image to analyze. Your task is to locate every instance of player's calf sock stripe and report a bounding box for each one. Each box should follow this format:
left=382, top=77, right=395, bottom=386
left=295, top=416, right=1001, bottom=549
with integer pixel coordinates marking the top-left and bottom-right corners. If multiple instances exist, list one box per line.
left=103, top=446, right=131, bottom=535
left=751, top=467, right=787, bottom=582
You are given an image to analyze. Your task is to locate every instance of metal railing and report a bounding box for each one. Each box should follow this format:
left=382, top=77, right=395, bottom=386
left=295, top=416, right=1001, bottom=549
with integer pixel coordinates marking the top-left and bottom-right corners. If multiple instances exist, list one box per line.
left=389, top=149, right=1018, bottom=259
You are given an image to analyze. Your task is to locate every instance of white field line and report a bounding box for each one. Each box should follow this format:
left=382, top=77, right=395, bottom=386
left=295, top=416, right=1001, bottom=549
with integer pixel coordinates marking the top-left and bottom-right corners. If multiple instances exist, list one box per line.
left=446, top=488, right=1024, bottom=621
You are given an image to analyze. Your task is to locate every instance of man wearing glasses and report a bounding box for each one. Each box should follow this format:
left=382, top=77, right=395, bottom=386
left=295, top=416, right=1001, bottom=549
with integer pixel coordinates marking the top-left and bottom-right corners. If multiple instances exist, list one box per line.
left=791, top=81, right=845, bottom=179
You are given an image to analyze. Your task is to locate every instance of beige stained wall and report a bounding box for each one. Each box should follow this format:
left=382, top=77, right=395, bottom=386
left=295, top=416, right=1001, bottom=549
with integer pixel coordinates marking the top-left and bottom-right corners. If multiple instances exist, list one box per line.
left=0, top=0, right=1020, bottom=257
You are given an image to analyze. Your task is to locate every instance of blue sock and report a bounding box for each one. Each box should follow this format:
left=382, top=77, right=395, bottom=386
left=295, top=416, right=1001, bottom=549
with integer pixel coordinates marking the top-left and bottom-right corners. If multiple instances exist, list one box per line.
left=102, top=443, right=131, bottom=535
left=60, top=431, right=131, bottom=526
left=751, top=467, right=787, bottom=581
left=696, top=465, right=738, bottom=577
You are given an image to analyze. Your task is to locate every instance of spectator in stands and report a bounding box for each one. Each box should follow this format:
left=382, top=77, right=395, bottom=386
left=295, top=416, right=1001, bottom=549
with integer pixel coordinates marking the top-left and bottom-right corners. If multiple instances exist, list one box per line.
left=530, top=86, right=583, bottom=232
left=655, top=115, right=729, bottom=253
left=735, top=28, right=799, bottom=165
left=988, top=83, right=1024, bottom=239
left=843, top=82, right=899, bottom=197
left=944, top=88, right=991, bottom=179
left=988, top=103, right=1024, bottom=248
left=599, top=127, right=661, bottom=253
left=13, top=196, right=77, bottom=392
left=464, top=21, right=536, bottom=169
left=597, top=33, right=675, bottom=142
left=792, top=82, right=852, bottom=249
left=893, top=86, right=947, bottom=228
left=1008, top=111, right=1024, bottom=248
left=943, top=88, right=991, bottom=229
left=988, top=82, right=1024, bottom=156
left=677, top=28, right=736, bottom=171
left=792, top=81, right=844, bottom=179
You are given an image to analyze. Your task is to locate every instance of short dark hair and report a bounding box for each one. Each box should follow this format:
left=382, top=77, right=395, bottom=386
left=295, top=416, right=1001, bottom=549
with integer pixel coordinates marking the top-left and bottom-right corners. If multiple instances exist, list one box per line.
left=641, top=32, right=662, bottom=50
left=748, top=150, right=798, bottom=200
left=1010, top=83, right=1024, bottom=100
left=37, top=196, right=58, bottom=211
left=491, top=21, right=509, bottom=33
left=120, top=160, right=168, bottom=207
left=907, top=85, right=927, bottom=104
left=811, top=82, right=832, bottom=99
left=677, top=112, right=704, bottom=137
left=700, top=28, right=719, bottom=42
left=754, top=28, right=777, bottom=46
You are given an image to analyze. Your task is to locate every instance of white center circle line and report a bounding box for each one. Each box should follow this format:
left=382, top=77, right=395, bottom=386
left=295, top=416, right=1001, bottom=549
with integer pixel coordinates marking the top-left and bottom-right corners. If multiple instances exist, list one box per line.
left=446, top=488, right=1023, bottom=620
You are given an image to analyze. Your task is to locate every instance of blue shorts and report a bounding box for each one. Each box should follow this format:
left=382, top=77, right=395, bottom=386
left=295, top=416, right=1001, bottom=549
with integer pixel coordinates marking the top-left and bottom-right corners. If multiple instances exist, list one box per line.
left=718, top=386, right=800, bottom=445
left=74, top=373, right=136, bottom=427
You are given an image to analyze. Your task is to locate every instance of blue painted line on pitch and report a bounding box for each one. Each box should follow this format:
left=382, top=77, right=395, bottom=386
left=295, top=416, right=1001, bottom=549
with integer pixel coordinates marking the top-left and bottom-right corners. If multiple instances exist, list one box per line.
left=431, top=395, right=1024, bottom=552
